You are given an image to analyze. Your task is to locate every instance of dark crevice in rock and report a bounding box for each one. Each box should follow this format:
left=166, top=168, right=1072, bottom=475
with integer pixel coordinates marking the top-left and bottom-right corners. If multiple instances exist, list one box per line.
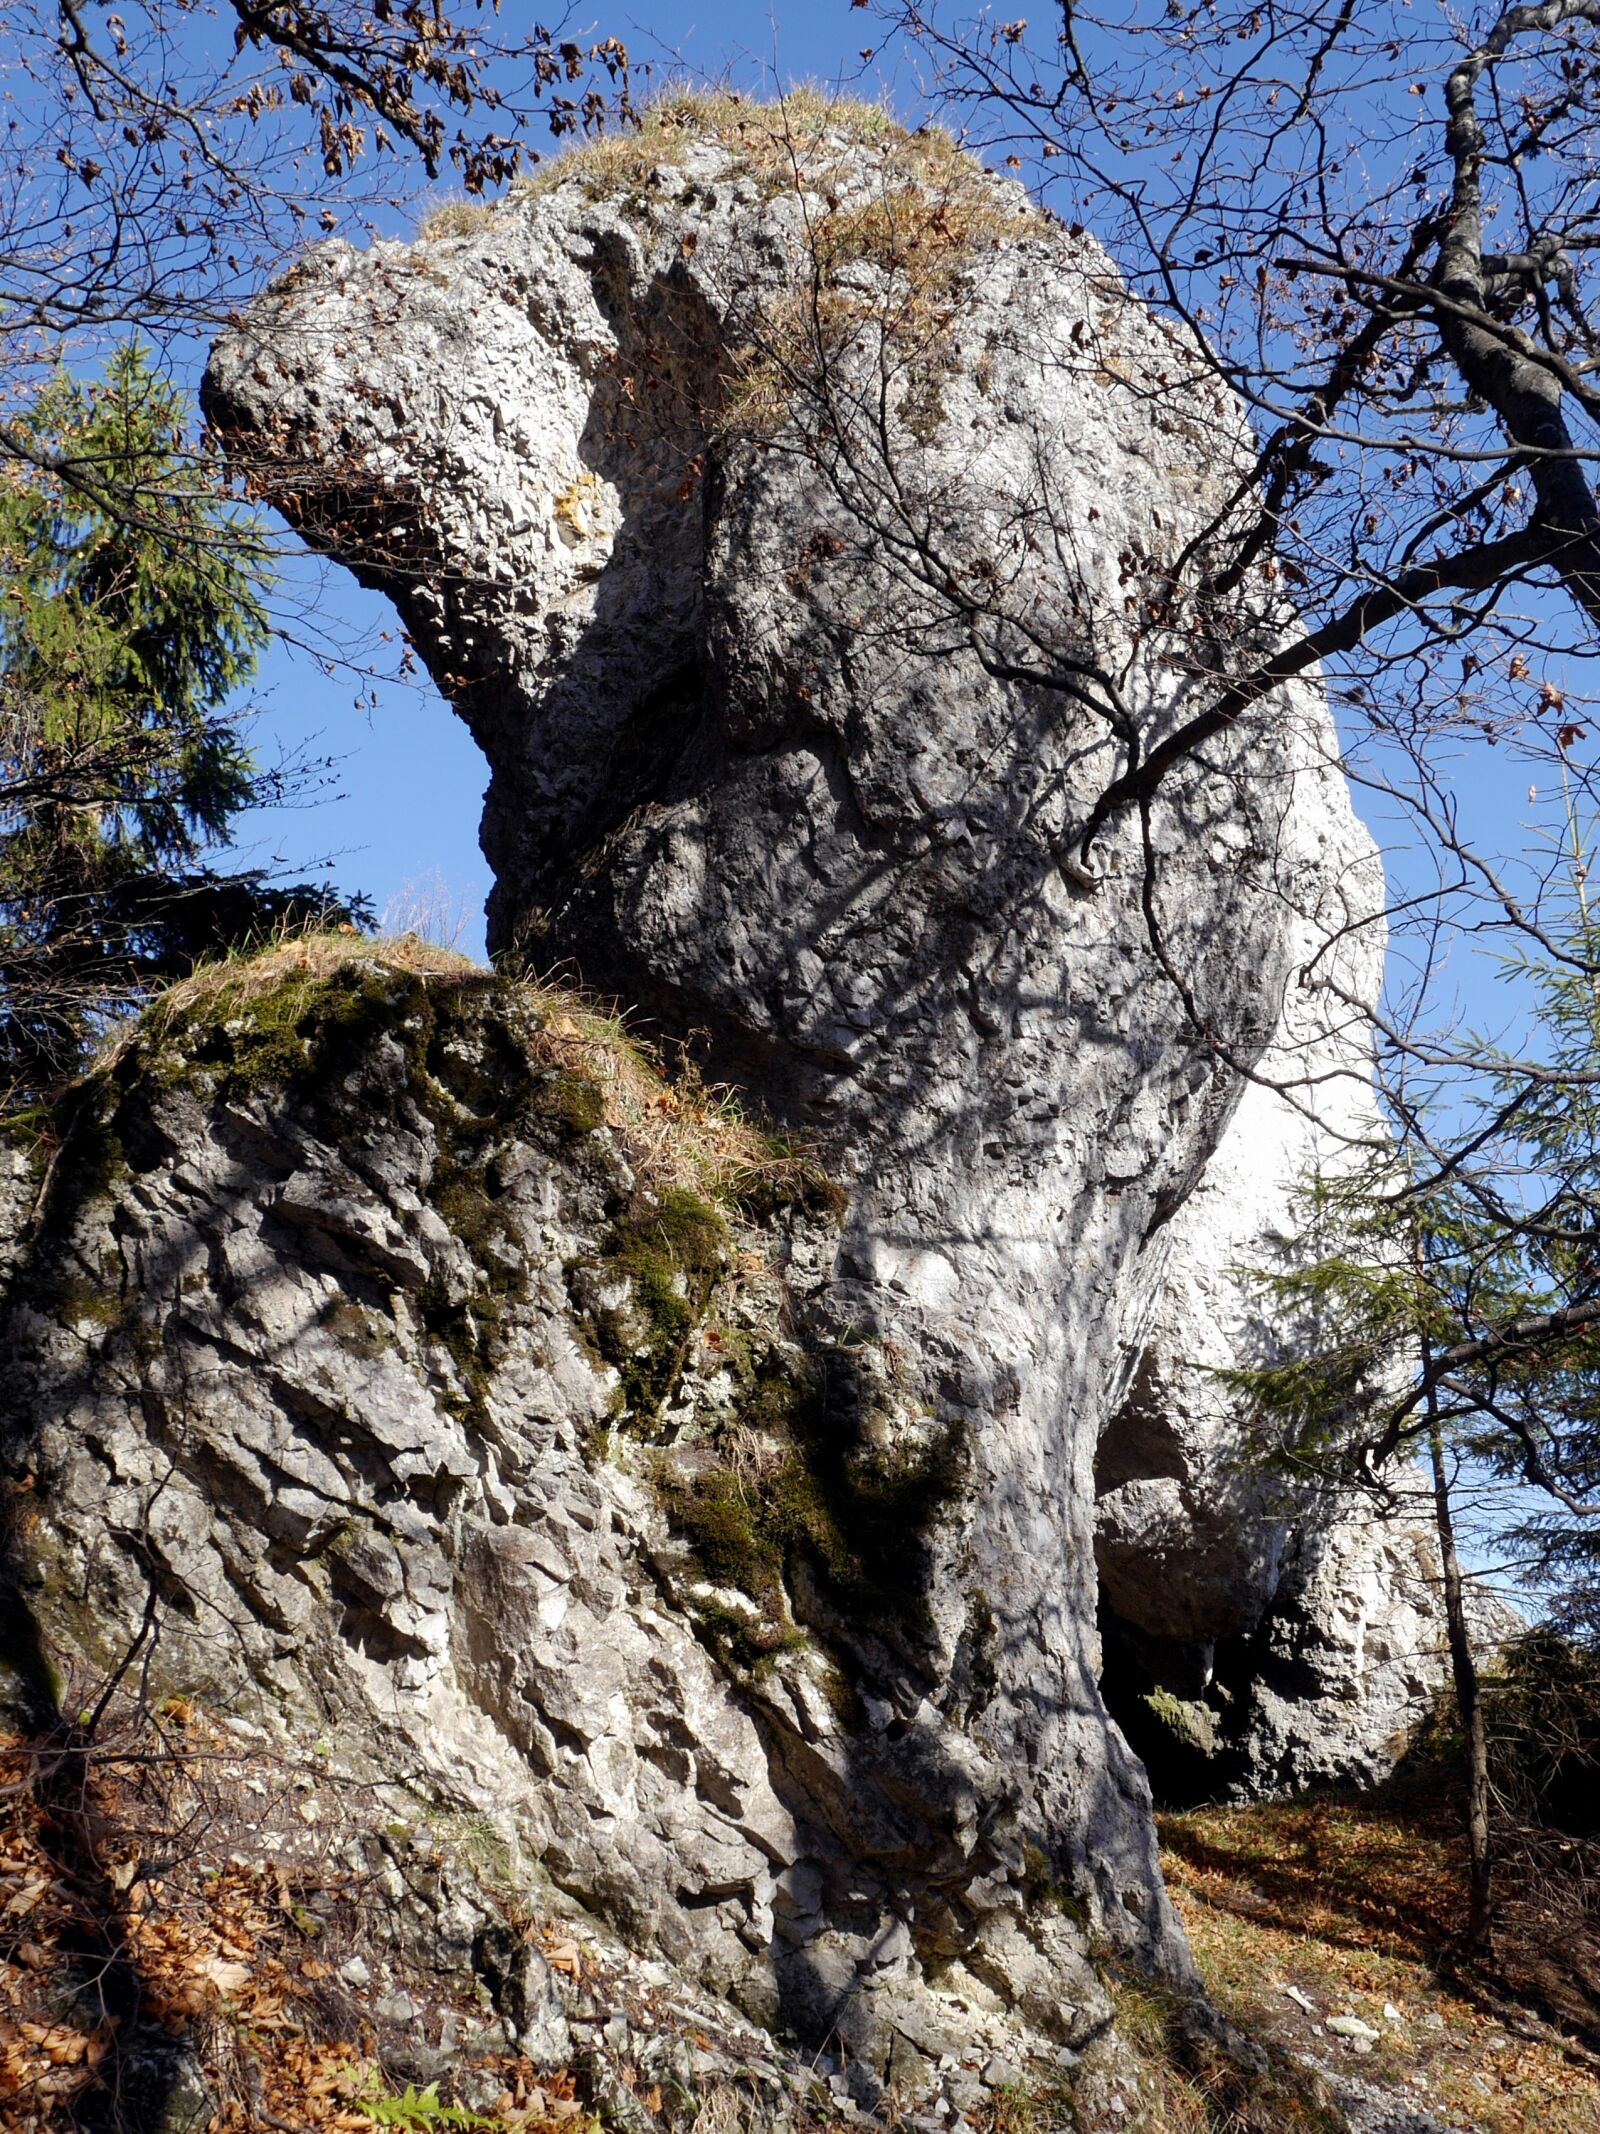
left=1098, top=1602, right=1237, bottom=1811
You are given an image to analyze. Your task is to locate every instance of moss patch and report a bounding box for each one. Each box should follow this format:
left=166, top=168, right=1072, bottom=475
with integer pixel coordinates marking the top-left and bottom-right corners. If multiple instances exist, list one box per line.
left=533, top=1068, right=607, bottom=1138
left=653, top=1343, right=966, bottom=1660
left=1147, top=1686, right=1224, bottom=1760
left=158, top=963, right=403, bottom=1097
left=570, top=1132, right=955, bottom=1664
left=585, top=1184, right=728, bottom=1424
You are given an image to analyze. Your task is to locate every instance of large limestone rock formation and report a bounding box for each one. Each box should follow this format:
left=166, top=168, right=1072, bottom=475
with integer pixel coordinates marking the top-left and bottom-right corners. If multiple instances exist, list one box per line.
left=1095, top=1029, right=1453, bottom=1802
left=0, top=99, right=1454, bottom=2098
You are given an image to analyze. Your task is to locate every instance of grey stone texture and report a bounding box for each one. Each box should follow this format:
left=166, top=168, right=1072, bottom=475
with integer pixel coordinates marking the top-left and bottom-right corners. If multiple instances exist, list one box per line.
left=0, top=112, right=1466, bottom=2091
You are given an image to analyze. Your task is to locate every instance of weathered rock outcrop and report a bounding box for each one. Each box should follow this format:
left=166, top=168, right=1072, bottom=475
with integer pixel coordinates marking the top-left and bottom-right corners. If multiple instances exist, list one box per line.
left=1094, top=962, right=1452, bottom=1801
left=1, top=100, right=1458, bottom=2099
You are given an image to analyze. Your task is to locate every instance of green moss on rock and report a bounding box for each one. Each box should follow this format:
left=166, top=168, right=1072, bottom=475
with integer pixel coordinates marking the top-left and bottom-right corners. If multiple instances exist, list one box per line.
left=532, top=1067, right=607, bottom=1137
left=1146, top=1686, right=1224, bottom=1759
left=417, top=1278, right=504, bottom=1421
left=691, top=1593, right=808, bottom=1678
left=655, top=1343, right=966, bottom=1661
left=589, top=1186, right=729, bottom=1422
left=150, top=960, right=411, bottom=1099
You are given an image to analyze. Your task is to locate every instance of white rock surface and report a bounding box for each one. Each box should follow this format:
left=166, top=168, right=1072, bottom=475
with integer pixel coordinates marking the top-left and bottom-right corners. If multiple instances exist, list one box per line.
left=0, top=113, right=1465, bottom=2093
left=1093, top=846, right=1460, bottom=1792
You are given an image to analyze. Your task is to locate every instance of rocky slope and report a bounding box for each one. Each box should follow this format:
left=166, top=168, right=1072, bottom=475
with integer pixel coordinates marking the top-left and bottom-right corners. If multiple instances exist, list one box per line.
left=0, top=96, right=1465, bottom=2108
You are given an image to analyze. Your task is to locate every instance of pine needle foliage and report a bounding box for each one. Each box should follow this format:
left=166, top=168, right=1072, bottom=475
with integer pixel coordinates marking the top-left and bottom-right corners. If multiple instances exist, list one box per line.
left=1229, top=920, right=1600, bottom=1616
left=0, top=348, right=355, bottom=1104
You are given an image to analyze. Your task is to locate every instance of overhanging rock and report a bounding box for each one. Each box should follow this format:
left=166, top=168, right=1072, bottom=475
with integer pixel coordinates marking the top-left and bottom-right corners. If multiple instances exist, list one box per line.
left=3, top=101, right=1451, bottom=2087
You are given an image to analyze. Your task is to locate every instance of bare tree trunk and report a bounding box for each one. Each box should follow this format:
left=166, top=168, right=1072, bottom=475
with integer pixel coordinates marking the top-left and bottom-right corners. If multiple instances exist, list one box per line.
left=1426, top=1413, right=1493, bottom=1951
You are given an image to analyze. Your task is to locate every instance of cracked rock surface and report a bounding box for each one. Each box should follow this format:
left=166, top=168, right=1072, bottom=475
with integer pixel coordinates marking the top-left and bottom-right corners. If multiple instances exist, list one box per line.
left=1, top=108, right=1461, bottom=2088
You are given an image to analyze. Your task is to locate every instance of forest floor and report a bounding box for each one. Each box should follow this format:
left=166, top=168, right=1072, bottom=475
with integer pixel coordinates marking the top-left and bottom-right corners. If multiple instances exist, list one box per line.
left=4, top=1696, right=1599, bottom=2134
left=1160, top=1775, right=1600, bottom=2133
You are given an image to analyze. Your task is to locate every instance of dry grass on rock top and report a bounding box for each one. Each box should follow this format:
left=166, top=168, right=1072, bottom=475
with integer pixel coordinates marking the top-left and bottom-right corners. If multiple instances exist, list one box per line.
left=499, top=88, right=1022, bottom=210
left=104, top=928, right=818, bottom=1212
left=415, top=86, right=1022, bottom=237
left=413, top=88, right=1048, bottom=449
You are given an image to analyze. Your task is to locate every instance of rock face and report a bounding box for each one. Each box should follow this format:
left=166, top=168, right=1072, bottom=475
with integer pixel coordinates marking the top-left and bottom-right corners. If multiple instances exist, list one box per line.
left=2, top=101, right=1455, bottom=2089
left=1092, top=935, right=1451, bottom=1800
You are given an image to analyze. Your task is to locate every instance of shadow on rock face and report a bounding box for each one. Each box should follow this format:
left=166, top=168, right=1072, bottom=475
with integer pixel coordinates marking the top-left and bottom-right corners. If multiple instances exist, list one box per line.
left=0, top=1135, right=213, bottom=2134
left=0, top=104, right=1425, bottom=2081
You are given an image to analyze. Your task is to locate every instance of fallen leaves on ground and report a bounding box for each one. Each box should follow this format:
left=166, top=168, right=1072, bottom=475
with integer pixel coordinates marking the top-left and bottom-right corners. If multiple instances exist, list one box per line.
left=1161, top=1790, right=1600, bottom=2133
left=0, top=1725, right=605, bottom=2133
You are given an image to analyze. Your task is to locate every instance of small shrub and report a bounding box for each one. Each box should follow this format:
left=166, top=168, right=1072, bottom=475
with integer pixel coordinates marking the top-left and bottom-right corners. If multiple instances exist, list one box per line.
left=1485, top=1626, right=1600, bottom=1839
left=355, top=2077, right=494, bottom=2128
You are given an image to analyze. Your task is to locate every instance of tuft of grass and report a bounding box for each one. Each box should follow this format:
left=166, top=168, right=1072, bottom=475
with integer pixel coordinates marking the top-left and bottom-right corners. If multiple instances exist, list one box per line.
left=132, top=926, right=479, bottom=1066
left=509, top=984, right=821, bottom=1207
left=416, top=195, right=500, bottom=241
left=578, top=90, right=1042, bottom=445
left=726, top=163, right=1042, bottom=444
left=507, top=87, right=1043, bottom=445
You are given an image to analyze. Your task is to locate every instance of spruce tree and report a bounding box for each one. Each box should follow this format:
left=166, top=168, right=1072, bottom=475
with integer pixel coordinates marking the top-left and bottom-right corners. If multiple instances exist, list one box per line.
left=0, top=347, right=354, bottom=1100
left=1231, top=915, right=1600, bottom=1944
